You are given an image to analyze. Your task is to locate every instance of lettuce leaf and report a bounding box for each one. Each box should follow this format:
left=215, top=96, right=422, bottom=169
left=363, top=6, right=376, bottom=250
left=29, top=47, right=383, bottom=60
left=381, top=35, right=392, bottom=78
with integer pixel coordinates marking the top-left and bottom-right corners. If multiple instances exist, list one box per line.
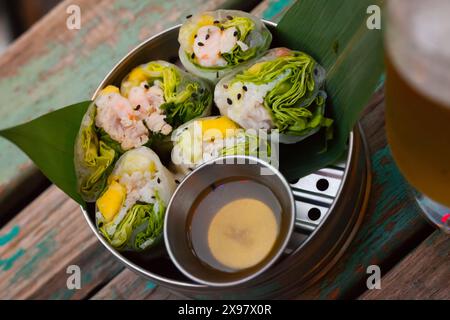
left=98, top=194, right=165, bottom=251
left=234, top=51, right=331, bottom=136
left=220, top=132, right=271, bottom=159
left=126, top=62, right=212, bottom=129
left=222, top=46, right=257, bottom=67
left=75, top=104, right=117, bottom=202
left=133, top=197, right=165, bottom=250
left=221, top=16, right=255, bottom=42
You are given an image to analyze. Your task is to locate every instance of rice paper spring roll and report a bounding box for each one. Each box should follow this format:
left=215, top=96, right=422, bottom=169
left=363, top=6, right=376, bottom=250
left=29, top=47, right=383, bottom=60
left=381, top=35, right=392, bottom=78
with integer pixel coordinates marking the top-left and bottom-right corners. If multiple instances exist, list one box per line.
left=171, top=116, right=270, bottom=175
left=95, top=146, right=176, bottom=251
left=121, top=60, right=213, bottom=134
left=215, top=48, right=333, bottom=144
left=178, top=10, right=272, bottom=82
left=75, top=61, right=212, bottom=202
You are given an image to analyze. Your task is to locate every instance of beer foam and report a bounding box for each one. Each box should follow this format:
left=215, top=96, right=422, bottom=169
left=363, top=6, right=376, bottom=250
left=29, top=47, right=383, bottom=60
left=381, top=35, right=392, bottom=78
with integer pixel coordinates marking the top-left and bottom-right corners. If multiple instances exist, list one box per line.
left=387, top=0, right=450, bottom=108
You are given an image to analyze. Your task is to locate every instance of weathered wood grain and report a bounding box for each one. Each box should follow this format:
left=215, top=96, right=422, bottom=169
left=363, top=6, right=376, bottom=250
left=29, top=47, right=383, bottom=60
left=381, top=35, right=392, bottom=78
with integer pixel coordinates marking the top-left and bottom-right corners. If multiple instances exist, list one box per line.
left=0, top=185, right=123, bottom=299
left=0, top=0, right=265, bottom=300
left=76, top=0, right=435, bottom=300
left=0, top=0, right=253, bottom=218
left=0, top=0, right=440, bottom=300
left=295, top=89, right=434, bottom=299
left=359, top=231, right=449, bottom=300
left=92, top=269, right=184, bottom=300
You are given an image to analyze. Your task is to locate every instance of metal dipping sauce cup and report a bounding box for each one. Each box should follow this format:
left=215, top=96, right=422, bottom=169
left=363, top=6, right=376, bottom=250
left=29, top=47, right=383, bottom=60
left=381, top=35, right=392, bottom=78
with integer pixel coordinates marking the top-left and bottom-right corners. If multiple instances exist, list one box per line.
left=164, top=155, right=295, bottom=287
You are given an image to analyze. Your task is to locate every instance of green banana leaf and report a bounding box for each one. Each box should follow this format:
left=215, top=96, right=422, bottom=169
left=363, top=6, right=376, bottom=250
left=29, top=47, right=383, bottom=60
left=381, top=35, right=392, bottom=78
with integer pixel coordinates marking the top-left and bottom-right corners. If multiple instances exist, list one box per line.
left=0, top=101, right=91, bottom=206
left=0, top=0, right=384, bottom=204
left=275, top=0, right=384, bottom=180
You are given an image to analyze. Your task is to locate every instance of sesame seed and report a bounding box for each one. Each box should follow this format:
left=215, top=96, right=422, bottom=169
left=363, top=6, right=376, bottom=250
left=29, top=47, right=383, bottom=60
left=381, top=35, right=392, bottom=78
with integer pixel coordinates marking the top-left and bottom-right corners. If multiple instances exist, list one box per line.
left=227, top=98, right=232, bottom=105
left=213, top=20, right=219, bottom=24
left=144, top=84, right=149, bottom=89
left=216, top=72, right=219, bottom=78
left=194, top=34, right=197, bottom=38
left=205, top=34, right=210, bottom=40
left=134, top=105, right=141, bottom=111
left=191, top=52, right=195, bottom=59
left=243, top=85, right=248, bottom=91
left=220, top=26, right=224, bottom=31
left=223, top=84, right=228, bottom=89
left=157, top=177, right=161, bottom=184
left=197, top=42, right=204, bottom=46
left=175, top=179, right=180, bottom=184
left=233, top=31, right=238, bottom=37
left=186, top=14, right=192, bottom=19
left=237, top=93, right=241, bottom=100
left=227, top=15, right=233, bottom=20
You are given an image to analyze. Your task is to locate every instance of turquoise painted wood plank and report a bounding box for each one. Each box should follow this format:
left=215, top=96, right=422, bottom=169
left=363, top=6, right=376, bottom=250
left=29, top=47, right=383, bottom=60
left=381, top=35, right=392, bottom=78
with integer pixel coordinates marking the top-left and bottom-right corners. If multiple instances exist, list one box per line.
left=359, top=231, right=449, bottom=299
left=0, top=186, right=123, bottom=299
left=0, top=0, right=251, bottom=214
left=0, top=0, right=265, bottom=299
left=0, top=0, right=436, bottom=300
left=297, top=90, right=435, bottom=299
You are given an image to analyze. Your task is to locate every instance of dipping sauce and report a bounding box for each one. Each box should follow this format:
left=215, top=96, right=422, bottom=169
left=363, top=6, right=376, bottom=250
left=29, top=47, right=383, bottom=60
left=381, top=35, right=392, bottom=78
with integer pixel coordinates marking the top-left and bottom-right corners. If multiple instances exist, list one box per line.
left=187, top=178, right=282, bottom=273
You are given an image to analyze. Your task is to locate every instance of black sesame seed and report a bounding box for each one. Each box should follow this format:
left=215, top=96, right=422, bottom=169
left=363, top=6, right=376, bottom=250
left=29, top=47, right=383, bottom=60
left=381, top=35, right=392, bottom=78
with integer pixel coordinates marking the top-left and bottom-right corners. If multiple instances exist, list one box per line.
left=191, top=52, right=195, bottom=59
left=237, top=93, right=241, bottom=100
left=233, top=31, right=238, bottom=37
left=175, top=179, right=180, bottom=184
left=157, top=177, right=161, bottom=184
left=223, top=84, right=228, bottom=89
left=227, top=15, right=233, bottom=20
left=213, top=20, right=219, bottom=24
left=151, top=195, right=155, bottom=199
left=205, top=34, right=210, bottom=40
left=227, top=98, right=232, bottom=105
left=144, top=84, right=149, bottom=89
left=188, top=168, right=193, bottom=171
left=186, top=14, right=192, bottom=19
left=194, top=34, right=197, bottom=38
left=216, top=72, right=219, bottom=78
left=243, top=85, right=248, bottom=91
left=197, top=42, right=204, bottom=46
left=134, top=104, right=141, bottom=111
left=220, top=26, right=224, bottom=31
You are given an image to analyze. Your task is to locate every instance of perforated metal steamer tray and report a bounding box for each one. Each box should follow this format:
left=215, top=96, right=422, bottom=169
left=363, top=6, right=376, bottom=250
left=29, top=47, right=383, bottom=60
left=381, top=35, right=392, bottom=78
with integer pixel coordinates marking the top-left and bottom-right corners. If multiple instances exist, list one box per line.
left=81, top=22, right=371, bottom=299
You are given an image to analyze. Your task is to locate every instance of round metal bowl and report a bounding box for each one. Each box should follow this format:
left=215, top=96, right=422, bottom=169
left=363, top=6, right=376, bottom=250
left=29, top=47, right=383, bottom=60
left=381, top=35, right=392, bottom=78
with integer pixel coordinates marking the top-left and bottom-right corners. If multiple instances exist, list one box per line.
left=81, top=21, right=371, bottom=299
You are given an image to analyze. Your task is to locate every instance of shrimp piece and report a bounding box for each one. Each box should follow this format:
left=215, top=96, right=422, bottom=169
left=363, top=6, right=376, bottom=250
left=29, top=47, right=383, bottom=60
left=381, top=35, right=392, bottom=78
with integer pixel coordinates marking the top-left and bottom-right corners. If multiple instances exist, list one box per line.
left=120, top=122, right=149, bottom=150
left=272, top=47, right=291, bottom=58
left=220, top=27, right=238, bottom=53
left=95, top=92, right=149, bottom=150
left=145, top=112, right=172, bottom=135
left=193, top=26, right=227, bottom=67
left=146, top=83, right=165, bottom=110
left=128, top=85, right=152, bottom=118
left=128, top=81, right=171, bottom=135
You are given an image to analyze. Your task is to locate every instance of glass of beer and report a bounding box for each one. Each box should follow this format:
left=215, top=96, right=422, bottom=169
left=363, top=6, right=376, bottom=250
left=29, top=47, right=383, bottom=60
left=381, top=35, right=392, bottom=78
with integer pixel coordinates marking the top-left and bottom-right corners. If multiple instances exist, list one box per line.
left=385, top=0, right=450, bottom=233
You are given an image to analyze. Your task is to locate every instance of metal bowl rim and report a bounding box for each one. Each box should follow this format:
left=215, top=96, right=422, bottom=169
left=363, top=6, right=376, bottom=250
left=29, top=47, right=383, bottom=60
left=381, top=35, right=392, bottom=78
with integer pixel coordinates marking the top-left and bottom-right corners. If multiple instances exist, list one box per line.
left=80, top=19, right=357, bottom=289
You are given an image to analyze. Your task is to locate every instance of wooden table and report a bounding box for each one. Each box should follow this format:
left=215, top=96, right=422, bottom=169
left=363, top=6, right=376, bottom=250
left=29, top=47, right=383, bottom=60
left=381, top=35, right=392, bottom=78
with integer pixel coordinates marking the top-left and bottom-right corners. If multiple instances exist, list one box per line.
left=0, top=0, right=448, bottom=300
